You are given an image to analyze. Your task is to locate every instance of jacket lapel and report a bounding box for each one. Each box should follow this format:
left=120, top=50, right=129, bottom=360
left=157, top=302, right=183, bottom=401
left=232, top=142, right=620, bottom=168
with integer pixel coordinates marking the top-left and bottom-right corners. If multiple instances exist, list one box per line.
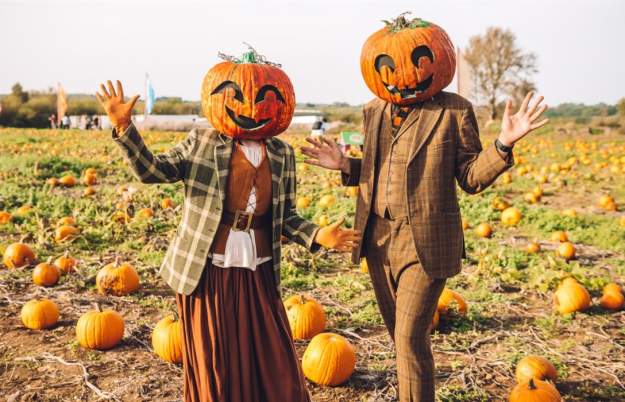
left=364, top=100, right=387, bottom=174
left=214, top=133, right=233, bottom=203
left=407, top=98, right=444, bottom=164
left=264, top=138, right=285, bottom=208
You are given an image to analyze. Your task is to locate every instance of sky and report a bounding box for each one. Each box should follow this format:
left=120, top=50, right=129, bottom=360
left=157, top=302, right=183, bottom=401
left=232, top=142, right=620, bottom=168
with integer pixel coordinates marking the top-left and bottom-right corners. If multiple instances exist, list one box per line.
left=1, top=0, right=624, bottom=106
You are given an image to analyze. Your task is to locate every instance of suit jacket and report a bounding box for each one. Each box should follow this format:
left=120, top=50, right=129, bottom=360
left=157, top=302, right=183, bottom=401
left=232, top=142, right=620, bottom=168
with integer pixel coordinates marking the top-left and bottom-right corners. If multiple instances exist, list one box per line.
left=342, top=91, right=514, bottom=278
left=113, top=123, right=320, bottom=295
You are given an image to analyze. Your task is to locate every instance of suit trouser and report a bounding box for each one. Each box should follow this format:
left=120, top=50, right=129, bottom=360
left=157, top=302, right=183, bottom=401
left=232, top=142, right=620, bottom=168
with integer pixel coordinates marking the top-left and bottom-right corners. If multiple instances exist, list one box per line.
left=364, top=213, right=446, bottom=402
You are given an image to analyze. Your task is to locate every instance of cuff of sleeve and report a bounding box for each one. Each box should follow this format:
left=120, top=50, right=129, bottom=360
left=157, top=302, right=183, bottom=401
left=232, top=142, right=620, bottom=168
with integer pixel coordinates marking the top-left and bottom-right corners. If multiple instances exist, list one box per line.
left=308, top=226, right=322, bottom=253
left=112, top=122, right=141, bottom=148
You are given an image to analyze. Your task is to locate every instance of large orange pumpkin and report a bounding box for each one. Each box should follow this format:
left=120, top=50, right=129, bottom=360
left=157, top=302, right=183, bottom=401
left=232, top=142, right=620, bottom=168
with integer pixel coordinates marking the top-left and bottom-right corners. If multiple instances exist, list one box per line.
left=283, top=294, right=326, bottom=340
left=201, top=45, right=295, bottom=139
left=76, top=304, right=125, bottom=350
left=599, top=283, right=624, bottom=311
left=553, top=277, right=591, bottom=314
left=360, top=12, right=456, bottom=105
left=96, top=258, right=140, bottom=296
left=302, top=332, right=356, bottom=386
left=437, top=288, right=468, bottom=315
left=3, top=242, right=36, bottom=269
left=152, top=313, right=183, bottom=364
left=509, top=378, right=561, bottom=402
left=21, top=299, right=60, bottom=330
left=515, top=355, right=558, bottom=384
left=32, top=260, right=60, bottom=287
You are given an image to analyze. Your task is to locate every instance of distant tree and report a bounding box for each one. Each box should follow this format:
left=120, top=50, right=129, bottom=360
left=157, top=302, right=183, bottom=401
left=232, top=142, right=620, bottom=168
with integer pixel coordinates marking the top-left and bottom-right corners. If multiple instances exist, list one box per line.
left=618, top=98, right=625, bottom=118
left=11, top=82, right=29, bottom=103
left=464, top=27, right=537, bottom=120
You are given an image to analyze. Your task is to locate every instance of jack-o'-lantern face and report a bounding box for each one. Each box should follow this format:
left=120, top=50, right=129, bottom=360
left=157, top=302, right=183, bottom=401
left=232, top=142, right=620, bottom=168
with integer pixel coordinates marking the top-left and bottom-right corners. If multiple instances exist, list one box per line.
left=360, top=13, right=456, bottom=105
left=201, top=49, right=295, bottom=139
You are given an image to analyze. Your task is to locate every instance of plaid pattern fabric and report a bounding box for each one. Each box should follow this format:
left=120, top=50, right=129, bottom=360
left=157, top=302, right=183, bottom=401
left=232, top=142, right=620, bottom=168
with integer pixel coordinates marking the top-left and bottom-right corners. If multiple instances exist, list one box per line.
left=342, top=91, right=515, bottom=278
left=113, top=124, right=320, bottom=295
left=365, top=214, right=446, bottom=402
left=372, top=105, right=421, bottom=219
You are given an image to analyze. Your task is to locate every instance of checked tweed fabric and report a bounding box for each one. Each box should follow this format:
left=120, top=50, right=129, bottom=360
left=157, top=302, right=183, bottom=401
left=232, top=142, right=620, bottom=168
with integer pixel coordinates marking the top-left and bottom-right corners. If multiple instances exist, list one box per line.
left=342, top=91, right=515, bottom=278
left=112, top=123, right=320, bottom=295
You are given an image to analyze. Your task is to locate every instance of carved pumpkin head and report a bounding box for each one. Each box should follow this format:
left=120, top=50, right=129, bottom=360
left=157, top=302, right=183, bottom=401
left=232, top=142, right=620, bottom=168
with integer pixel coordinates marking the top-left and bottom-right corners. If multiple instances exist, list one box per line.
left=360, top=12, right=456, bottom=105
left=201, top=45, right=295, bottom=139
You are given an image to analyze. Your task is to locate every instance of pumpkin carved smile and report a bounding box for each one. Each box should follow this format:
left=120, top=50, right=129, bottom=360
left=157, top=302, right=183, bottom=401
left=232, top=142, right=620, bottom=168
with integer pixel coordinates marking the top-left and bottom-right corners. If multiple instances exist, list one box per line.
left=211, top=80, right=285, bottom=131
left=374, top=46, right=435, bottom=100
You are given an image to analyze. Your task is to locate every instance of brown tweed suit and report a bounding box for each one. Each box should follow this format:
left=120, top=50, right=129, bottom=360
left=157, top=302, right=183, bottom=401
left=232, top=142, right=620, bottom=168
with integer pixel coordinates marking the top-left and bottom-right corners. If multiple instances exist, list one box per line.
left=342, top=91, right=514, bottom=401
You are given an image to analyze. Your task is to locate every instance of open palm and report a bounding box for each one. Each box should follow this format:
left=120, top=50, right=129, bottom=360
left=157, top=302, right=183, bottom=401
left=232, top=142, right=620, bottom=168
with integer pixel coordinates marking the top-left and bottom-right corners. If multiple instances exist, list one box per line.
left=499, top=91, right=549, bottom=147
left=96, top=80, right=139, bottom=133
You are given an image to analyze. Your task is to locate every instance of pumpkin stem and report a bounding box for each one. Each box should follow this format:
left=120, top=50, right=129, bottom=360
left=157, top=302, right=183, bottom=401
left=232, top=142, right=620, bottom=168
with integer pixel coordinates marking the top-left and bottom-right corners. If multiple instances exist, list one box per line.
left=172, top=310, right=179, bottom=322
left=217, top=43, right=282, bottom=68
left=385, top=11, right=431, bottom=32
left=46, top=256, right=53, bottom=264
left=94, top=302, right=102, bottom=312
left=114, top=255, right=121, bottom=268
left=528, top=378, right=537, bottom=390
left=299, top=294, right=306, bottom=305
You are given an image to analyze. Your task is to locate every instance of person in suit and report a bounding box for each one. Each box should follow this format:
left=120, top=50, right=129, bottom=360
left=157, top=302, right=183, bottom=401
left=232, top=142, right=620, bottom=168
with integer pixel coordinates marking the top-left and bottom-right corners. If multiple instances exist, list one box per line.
left=301, top=14, right=548, bottom=402
left=96, top=54, right=360, bottom=402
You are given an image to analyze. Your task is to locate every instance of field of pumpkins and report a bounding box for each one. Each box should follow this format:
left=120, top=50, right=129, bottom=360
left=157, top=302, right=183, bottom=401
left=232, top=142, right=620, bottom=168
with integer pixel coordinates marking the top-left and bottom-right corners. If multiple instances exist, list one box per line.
left=1, top=124, right=625, bottom=402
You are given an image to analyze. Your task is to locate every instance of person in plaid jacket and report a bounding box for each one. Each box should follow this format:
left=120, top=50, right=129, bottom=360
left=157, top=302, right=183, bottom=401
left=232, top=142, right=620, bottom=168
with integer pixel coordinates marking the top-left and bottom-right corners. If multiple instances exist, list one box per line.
left=96, top=59, right=359, bottom=402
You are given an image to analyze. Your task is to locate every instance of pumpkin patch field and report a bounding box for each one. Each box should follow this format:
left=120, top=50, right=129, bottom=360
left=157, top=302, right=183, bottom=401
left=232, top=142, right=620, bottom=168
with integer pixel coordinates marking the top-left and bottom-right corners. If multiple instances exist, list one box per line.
left=1, top=124, right=624, bottom=401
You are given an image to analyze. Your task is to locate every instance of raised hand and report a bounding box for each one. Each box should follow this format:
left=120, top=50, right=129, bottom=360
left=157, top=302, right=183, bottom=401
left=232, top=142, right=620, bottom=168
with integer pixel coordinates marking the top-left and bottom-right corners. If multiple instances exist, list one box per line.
left=314, top=217, right=361, bottom=252
left=96, top=80, right=140, bottom=134
left=301, top=136, right=349, bottom=173
left=498, top=91, right=549, bottom=147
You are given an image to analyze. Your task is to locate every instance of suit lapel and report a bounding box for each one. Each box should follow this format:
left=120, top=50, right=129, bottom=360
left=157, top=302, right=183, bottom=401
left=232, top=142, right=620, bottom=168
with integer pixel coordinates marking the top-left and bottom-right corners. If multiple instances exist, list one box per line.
left=364, top=100, right=387, bottom=173
left=407, top=98, right=444, bottom=164
left=214, top=133, right=233, bottom=203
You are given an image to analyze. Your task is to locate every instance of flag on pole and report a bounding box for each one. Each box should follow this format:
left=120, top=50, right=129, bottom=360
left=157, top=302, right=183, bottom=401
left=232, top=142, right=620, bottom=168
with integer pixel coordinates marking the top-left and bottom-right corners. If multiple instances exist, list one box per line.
left=57, top=83, right=68, bottom=125
left=145, top=74, right=156, bottom=115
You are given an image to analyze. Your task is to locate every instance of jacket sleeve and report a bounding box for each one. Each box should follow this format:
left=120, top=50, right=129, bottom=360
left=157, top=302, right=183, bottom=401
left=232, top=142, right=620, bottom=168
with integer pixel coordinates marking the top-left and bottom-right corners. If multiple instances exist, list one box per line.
left=281, top=145, right=321, bottom=252
left=112, top=122, right=198, bottom=184
left=455, top=105, right=514, bottom=194
left=340, top=157, right=362, bottom=186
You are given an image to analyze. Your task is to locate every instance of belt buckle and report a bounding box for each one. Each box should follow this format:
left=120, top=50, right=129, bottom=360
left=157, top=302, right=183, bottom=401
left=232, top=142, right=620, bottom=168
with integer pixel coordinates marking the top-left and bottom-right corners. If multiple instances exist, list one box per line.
left=232, top=210, right=253, bottom=232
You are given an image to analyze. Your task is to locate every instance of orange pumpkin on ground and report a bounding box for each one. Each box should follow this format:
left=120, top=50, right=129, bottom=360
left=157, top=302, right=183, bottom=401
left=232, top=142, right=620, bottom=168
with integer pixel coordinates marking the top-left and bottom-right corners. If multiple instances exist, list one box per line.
left=54, top=251, right=77, bottom=274
left=284, top=294, right=327, bottom=340
left=555, top=242, right=576, bottom=261
left=475, top=223, right=493, bottom=238
left=302, top=332, right=356, bottom=386
left=152, top=313, right=183, bottom=364
left=55, top=225, right=80, bottom=243
left=21, top=299, right=60, bottom=330
left=501, top=207, right=522, bottom=226
left=515, top=355, right=558, bottom=384
left=76, top=304, right=125, bottom=350
left=201, top=45, right=295, bottom=140
left=550, top=231, right=568, bottom=242
left=0, top=211, right=12, bottom=224
left=599, top=283, right=624, bottom=311
left=3, top=242, right=36, bottom=269
left=553, top=277, right=591, bottom=314
left=360, top=12, right=455, bottom=105
left=509, top=378, right=561, bottom=402
left=526, top=242, right=541, bottom=254
left=57, top=216, right=76, bottom=226
left=96, top=258, right=140, bottom=296
left=59, top=174, right=77, bottom=187
left=32, top=259, right=60, bottom=287
left=160, top=198, right=175, bottom=209
left=437, top=288, right=468, bottom=315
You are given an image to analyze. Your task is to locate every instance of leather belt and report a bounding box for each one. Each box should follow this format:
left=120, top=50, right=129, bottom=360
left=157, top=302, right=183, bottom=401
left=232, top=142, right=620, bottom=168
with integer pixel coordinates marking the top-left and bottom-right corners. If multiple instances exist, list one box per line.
left=221, top=210, right=270, bottom=232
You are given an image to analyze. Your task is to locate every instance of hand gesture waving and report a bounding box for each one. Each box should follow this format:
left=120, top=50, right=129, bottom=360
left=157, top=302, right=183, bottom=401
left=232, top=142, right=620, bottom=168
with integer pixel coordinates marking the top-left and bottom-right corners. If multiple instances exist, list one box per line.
left=498, top=91, right=549, bottom=147
left=301, top=136, right=349, bottom=173
left=314, top=217, right=361, bottom=252
left=96, top=80, right=140, bottom=134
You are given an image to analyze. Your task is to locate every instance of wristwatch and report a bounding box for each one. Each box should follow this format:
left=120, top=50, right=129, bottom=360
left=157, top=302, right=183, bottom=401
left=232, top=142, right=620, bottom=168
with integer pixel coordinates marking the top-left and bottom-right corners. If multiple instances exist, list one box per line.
left=495, top=138, right=513, bottom=153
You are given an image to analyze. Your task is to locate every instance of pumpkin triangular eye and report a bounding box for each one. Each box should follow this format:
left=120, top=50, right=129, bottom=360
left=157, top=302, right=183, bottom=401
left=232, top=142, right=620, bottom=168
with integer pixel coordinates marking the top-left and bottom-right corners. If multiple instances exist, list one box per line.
left=374, top=54, right=395, bottom=73
left=211, top=80, right=244, bottom=102
left=255, top=85, right=285, bottom=103
left=411, top=45, right=434, bottom=68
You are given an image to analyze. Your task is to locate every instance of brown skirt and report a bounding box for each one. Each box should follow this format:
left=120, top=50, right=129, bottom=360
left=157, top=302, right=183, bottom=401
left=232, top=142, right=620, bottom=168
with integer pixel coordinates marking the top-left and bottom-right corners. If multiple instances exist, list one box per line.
left=175, top=260, right=310, bottom=402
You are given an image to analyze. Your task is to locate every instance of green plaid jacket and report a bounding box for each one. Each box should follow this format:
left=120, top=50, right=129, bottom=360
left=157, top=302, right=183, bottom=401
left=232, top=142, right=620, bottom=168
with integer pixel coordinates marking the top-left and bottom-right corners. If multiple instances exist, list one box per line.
left=112, top=123, right=320, bottom=295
